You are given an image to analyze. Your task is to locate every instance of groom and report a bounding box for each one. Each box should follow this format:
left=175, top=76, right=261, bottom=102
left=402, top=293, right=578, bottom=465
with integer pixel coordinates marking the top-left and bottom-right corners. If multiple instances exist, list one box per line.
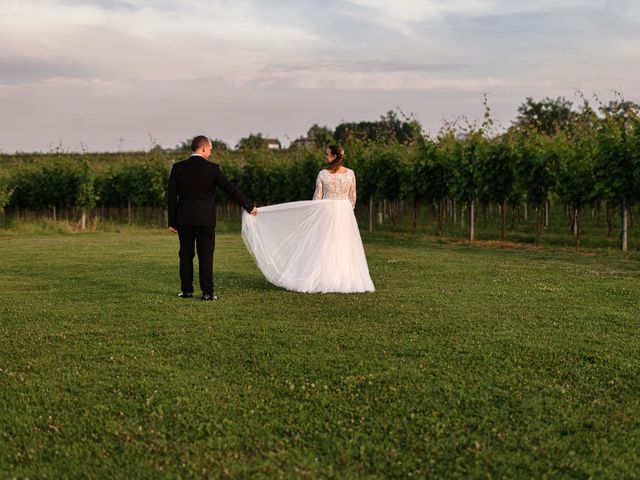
left=168, top=135, right=257, bottom=301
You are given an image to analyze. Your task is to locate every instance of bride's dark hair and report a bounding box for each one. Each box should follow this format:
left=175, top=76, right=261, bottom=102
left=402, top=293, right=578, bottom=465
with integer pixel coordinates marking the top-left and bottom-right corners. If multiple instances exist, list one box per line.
left=326, top=145, right=345, bottom=173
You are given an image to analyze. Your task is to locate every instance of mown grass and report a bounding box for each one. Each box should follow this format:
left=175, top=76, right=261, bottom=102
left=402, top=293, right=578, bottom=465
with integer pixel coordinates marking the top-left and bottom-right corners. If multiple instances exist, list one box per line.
left=0, top=227, right=639, bottom=478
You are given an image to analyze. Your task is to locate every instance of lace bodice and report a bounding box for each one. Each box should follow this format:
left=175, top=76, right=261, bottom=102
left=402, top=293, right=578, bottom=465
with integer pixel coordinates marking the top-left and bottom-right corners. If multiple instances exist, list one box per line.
left=312, top=168, right=357, bottom=208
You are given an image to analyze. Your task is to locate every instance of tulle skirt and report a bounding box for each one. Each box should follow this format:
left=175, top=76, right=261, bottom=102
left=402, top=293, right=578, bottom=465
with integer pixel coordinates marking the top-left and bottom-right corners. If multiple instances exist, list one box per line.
left=241, top=200, right=375, bottom=293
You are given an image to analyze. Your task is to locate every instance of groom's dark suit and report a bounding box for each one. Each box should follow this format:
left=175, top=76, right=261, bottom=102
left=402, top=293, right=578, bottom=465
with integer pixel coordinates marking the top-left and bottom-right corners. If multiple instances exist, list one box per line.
left=168, top=154, right=254, bottom=296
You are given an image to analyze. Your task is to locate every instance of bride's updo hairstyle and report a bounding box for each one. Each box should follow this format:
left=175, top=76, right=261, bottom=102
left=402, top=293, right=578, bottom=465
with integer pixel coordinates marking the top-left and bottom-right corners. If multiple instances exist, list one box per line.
left=326, top=145, right=345, bottom=173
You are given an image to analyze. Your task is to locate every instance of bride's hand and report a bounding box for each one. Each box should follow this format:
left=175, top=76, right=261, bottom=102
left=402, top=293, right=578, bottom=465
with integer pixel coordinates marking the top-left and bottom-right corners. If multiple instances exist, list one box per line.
left=250, top=207, right=258, bottom=216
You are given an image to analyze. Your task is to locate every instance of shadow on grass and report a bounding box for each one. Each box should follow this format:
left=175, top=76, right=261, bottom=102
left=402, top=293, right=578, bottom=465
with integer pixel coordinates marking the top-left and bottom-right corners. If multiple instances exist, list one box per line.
left=215, top=270, right=283, bottom=292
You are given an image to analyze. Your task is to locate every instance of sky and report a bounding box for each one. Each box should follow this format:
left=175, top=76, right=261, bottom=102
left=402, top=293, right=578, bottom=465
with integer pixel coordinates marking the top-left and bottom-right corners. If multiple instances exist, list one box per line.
left=1, top=0, right=639, bottom=152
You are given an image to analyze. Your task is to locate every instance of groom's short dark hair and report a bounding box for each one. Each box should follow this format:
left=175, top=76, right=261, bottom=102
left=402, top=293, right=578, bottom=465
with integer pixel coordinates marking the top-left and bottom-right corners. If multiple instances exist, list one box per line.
left=191, top=135, right=210, bottom=152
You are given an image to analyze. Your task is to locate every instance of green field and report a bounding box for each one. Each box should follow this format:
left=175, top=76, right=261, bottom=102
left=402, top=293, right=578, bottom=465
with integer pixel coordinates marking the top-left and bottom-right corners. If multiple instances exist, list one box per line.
left=1, top=227, right=639, bottom=478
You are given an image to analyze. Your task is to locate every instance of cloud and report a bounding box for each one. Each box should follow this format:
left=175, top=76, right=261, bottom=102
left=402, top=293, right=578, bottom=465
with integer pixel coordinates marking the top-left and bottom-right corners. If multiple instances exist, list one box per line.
left=0, top=56, right=98, bottom=84
left=58, top=0, right=139, bottom=11
left=0, top=0, right=321, bottom=85
left=265, top=58, right=468, bottom=74
left=337, top=0, right=621, bottom=40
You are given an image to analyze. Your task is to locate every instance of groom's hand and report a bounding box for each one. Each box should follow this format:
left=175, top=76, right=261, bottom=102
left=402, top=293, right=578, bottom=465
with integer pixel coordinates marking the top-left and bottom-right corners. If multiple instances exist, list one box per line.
left=168, top=227, right=177, bottom=233
left=249, top=207, right=258, bottom=216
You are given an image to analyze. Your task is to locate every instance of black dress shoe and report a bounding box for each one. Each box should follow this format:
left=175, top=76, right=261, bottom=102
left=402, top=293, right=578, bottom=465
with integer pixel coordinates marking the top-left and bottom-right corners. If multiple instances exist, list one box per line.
left=177, top=292, right=193, bottom=299
left=201, top=294, right=218, bottom=301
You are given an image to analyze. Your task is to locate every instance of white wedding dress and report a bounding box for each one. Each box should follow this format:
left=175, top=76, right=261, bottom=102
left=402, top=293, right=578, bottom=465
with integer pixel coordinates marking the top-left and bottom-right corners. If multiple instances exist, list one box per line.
left=241, top=168, right=375, bottom=293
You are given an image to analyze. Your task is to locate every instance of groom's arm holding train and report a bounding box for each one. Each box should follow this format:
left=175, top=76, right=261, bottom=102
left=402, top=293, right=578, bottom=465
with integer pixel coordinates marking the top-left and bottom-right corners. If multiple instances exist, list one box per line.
left=212, top=164, right=257, bottom=215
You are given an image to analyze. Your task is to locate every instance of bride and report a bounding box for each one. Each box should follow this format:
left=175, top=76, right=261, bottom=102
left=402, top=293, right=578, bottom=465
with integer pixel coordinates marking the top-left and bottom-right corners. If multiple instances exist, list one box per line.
left=241, top=145, right=375, bottom=293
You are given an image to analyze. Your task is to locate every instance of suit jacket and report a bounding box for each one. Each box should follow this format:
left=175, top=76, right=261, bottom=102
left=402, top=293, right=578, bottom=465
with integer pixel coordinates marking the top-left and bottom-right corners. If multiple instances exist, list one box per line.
left=168, top=155, right=253, bottom=227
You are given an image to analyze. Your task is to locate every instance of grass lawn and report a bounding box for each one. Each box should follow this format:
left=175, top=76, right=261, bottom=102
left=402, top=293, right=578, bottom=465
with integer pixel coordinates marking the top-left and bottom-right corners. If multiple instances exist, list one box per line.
left=0, top=227, right=639, bottom=478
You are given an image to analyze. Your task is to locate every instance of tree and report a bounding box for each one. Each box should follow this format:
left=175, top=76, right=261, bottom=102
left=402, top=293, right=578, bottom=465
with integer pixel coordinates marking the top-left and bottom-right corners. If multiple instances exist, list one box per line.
left=516, top=129, right=560, bottom=244
left=238, top=156, right=271, bottom=204
left=456, top=130, right=490, bottom=240
left=289, top=152, right=323, bottom=200
left=406, top=136, right=437, bottom=231
left=10, top=158, right=95, bottom=211
left=428, top=129, right=457, bottom=235
left=176, top=137, right=228, bottom=152
left=306, top=124, right=334, bottom=148
left=452, top=95, right=494, bottom=240
left=477, top=134, right=518, bottom=241
left=333, top=110, right=422, bottom=145
left=513, top=97, right=576, bottom=135
left=97, top=160, right=168, bottom=208
left=344, top=142, right=376, bottom=231
left=379, top=110, right=422, bottom=145
left=236, top=133, right=268, bottom=150
left=600, top=99, right=640, bottom=117
left=334, top=120, right=378, bottom=145
left=372, top=145, right=404, bottom=226
left=211, top=139, right=229, bottom=152
left=0, top=178, right=13, bottom=214
left=595, top=98, right=640, bottom=251
left=556, top=125, right=598, bottom=250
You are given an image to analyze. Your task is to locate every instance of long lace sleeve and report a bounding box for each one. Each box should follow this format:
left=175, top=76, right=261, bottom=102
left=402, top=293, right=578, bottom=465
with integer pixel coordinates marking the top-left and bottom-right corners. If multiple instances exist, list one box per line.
left=312, top=172, right=323, bottom=200
left=348, top=172, right=356, bottom=208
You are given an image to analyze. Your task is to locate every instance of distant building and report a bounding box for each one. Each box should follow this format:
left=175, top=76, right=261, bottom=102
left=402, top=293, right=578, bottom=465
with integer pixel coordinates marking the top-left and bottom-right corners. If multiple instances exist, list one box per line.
left=265, top=138, right=282, bottom=150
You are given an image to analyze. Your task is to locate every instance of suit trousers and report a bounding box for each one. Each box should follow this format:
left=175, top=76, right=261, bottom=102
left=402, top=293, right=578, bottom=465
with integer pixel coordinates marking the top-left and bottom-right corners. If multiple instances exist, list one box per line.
left=177, top=225, right=216, bottom=296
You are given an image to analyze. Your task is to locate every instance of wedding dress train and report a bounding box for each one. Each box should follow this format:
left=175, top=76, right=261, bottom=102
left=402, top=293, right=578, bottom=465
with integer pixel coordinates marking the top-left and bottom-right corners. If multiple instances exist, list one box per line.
left=241, top=168, right=375, bottom=293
